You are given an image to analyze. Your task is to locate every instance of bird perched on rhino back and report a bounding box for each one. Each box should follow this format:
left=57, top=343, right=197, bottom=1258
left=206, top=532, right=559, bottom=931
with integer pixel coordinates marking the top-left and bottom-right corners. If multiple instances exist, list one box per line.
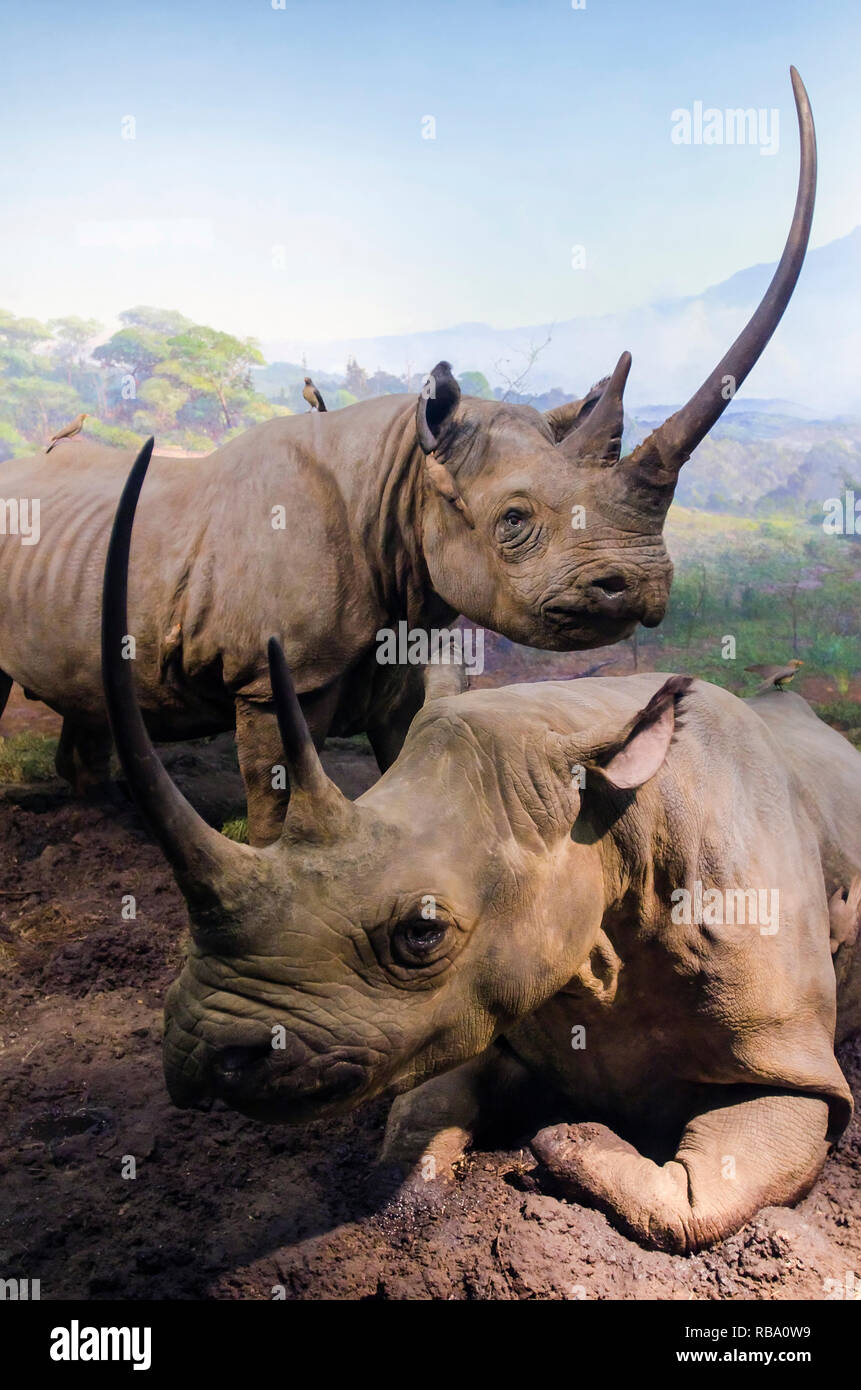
left=745, top=658, right=804, bottom=694
left=45, top=413, right=88, bottom=452
left=302, top=377, right=326, bottom=412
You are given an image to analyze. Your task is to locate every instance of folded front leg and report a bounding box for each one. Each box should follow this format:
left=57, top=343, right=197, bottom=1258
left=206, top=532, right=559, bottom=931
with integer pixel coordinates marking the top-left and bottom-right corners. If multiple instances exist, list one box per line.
left=531, top=1088, right=831, bottom=1252
left=380, top=1043, right=534, bottom=1184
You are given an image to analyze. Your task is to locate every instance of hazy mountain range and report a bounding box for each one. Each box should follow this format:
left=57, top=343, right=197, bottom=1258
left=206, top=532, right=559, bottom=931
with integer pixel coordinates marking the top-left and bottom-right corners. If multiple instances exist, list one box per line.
left=263, top=226, right=861, bottom=418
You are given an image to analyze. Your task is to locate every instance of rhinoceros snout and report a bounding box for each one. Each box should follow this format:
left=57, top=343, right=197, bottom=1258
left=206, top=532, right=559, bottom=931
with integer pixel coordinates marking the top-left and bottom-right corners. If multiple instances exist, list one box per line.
left=212, top=1044, right=273, bottom=1084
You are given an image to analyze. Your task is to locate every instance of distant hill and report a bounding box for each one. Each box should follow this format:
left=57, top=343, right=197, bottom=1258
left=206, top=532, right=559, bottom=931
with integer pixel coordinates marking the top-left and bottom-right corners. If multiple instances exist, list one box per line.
left=630, top=412, right=861, bottom=514
left=262, top=226, right=861, bottom=417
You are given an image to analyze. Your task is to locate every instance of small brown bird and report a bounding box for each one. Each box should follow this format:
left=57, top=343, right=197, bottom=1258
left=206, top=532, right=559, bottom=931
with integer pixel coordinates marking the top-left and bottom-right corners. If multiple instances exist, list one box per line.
left=45, top=412, right=88, bottom=452
left=302, top=378, right=327, bottom=412
left=745, top=658, right=804, bottom=694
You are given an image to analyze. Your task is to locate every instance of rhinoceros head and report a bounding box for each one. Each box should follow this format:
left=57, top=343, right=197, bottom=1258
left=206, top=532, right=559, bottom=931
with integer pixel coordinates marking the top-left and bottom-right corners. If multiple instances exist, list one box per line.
left=412, top=67, right=815, bottom=650
left=102, top=476, right=688, bottom=1119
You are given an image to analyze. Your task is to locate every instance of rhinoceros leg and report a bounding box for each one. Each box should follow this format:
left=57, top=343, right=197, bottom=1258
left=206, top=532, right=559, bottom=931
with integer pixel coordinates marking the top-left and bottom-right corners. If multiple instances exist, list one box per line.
left=54, top=718, right=112, bottom=794
left=380, top=1043, right=536, bottom=1182
left=235, top=681, right=342, bottom=846
left=531, top=1087, right=831, bottom=1253
left=367, top=666, right=425, bottom=772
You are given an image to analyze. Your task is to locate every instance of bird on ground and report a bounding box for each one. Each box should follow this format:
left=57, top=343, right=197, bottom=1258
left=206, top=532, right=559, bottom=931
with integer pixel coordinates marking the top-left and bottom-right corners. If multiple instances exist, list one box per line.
left=302, top=378, right=327, bottom=412
left=45, top=413, right=88, bottom=452
left=744, top=658, right=804, bottom=694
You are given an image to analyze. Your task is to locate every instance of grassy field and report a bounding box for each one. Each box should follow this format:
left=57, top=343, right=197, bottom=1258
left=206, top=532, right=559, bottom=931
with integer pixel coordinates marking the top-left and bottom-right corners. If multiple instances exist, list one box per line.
left=640, top=506, right=860, bottom=700
left=0, top=732, right=57, bottom=783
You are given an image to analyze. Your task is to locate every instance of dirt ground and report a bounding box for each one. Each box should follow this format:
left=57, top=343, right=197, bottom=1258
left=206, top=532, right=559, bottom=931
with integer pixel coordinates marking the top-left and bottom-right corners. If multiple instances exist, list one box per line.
left=0, top=679, right=859, bottom=1302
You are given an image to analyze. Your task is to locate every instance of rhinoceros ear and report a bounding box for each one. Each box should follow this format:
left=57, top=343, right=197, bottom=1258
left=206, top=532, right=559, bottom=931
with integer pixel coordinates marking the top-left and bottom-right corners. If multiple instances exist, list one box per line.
left=416, top=363, right=474, bottom=526
left=416, top=361, right=461, bottom=454
left=586, top=675, right=693, bottom=790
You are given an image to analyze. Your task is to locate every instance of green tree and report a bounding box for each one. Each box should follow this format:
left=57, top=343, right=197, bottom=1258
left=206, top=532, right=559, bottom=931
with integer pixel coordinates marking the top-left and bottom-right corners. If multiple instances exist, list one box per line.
left=133, top=376, right=191, bottom=433
left=457, top=370, right=494, bottom=399
left=0, top=420, right=31, bottom=463
left=119, top=306, right=192, bottom=336
left=92, top=326, right=170, bottom=381
left=4, top=376, right=82, bottom=440
left=158, top=326, right=265, bottom=432
left=0, top=311, right=52, bottom=376
left=344, top=356, right=369, bottom=399
left=367, top=369, right=407, bottom=396
left=48, top=316, right=103, bottom=382
left=91, top=309, right=193, bottom=397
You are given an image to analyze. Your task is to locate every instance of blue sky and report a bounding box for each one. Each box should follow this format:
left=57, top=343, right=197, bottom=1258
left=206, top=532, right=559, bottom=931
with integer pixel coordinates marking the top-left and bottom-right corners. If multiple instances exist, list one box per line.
left=2, top=0, right=859, bottom=346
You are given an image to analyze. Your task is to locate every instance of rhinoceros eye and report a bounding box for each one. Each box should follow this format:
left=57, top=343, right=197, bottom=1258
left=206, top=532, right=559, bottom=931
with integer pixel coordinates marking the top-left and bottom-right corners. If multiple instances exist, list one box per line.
left=496, top=508, right=531, bottom=545
left=393, top=917, right=449, bottom=965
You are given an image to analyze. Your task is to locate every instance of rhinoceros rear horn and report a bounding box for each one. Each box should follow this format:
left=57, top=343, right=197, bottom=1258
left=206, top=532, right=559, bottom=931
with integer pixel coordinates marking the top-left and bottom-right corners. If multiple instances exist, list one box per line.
left=544, top=374, right=609, bottom=442
left=101, top=439, right=257, bottom=923
left=619, top=67, right=816, bottom=515
left=415, top=361, right=461, bottom=454
left=267, top=638, right=357, bottom=844
left=557, top=351, right=631, bottom=465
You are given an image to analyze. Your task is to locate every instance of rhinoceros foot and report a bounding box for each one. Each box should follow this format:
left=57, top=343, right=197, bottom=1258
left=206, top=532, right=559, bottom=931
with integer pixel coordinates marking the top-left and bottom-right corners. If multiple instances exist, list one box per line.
left=531, top=1121, right=693, bottom=1254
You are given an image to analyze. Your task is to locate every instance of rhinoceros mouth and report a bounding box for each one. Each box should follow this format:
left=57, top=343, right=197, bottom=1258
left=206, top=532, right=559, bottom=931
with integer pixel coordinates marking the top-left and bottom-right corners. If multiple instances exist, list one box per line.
left=164, top=1022, right=371, bottom=1122
left=209, top=1060, right=369, bottom=1123
left=539, top=602, right=638, bottom=647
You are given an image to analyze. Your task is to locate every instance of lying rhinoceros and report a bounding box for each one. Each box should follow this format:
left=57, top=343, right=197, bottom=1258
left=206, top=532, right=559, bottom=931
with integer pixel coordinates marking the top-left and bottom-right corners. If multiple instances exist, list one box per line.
left=102, top=452, right=859, bottom=1251
left=0, top=69, right=816, bottom=846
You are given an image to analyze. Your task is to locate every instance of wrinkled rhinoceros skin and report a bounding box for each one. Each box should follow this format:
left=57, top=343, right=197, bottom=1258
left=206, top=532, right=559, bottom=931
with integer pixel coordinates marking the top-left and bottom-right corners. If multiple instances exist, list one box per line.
left=173, top=674, right=861, bottom=1252
left=102, top=487, right=860, bottom=1250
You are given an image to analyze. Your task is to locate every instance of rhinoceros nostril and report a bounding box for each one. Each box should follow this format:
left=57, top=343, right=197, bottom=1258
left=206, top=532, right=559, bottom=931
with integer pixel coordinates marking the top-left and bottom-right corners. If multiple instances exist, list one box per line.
left=591, top=574, right=628, bottom=596
left=212, top=1045, right=272, bottom=1079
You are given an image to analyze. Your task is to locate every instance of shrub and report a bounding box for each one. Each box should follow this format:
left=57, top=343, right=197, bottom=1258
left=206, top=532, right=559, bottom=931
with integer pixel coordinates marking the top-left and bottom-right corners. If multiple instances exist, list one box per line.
left=0, top=733, right=58, bottom=783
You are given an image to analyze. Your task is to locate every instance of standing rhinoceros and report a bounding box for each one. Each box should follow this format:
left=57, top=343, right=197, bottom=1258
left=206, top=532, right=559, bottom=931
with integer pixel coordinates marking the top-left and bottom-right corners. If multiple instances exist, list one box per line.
left=1, top=69, right=816, bottom=846
left=100, top=452, right=859, bottom=1252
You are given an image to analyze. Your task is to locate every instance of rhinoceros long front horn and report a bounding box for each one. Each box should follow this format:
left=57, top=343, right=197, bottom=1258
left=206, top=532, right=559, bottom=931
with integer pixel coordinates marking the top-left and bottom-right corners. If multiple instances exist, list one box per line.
left=101, top=438, right=257, bottom=919
left=618, top=66, right=816, bottom=512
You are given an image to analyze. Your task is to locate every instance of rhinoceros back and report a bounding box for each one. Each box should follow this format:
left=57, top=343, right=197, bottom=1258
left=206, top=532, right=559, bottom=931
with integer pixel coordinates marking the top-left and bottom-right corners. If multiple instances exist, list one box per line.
left=747, top=690, right=861, bottom=889
left=0, top=443, right=201, bottom=718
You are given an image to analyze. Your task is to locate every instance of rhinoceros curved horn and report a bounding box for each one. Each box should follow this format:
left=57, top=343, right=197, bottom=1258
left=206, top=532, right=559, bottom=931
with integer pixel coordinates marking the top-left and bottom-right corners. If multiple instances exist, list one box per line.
left=544, top=374, right=610, bottom=441
left=267, top=636, right=357, bottom=843
left=101, top=438, right=256, bottom=910
left=415, top=360, right=462, bottom=454
left=620, top=66, right=816, bottom=506
left=558, top=351, right=632, bottom=466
